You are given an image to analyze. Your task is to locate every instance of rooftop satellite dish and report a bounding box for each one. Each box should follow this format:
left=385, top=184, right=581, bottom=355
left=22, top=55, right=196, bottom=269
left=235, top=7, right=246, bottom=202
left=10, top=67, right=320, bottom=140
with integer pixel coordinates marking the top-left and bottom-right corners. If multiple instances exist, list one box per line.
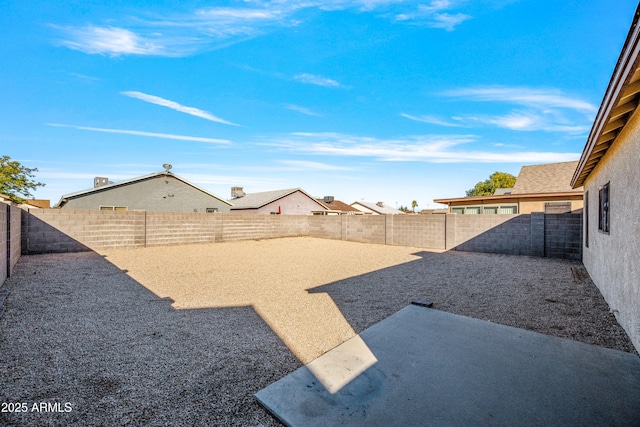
left=162, top=163, right=172, bottom=172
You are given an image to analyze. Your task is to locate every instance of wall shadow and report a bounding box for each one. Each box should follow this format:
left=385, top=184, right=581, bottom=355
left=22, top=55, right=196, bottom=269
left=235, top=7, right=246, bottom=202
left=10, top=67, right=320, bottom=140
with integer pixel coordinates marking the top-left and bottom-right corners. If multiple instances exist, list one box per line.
left=21, top=211, right=91, bottom=254
left=1, top=235, right=629, bottom=426
left=308, top=250, right=631, bottom=353
left=0, top=251, right=299, bottom=426
left=447, top=213, right=582, bottom=260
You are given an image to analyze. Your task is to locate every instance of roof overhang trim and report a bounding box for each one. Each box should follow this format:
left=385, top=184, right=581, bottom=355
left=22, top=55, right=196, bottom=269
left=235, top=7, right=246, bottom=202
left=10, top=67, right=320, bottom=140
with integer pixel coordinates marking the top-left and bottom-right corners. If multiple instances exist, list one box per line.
left=572, top=5, right=640, bottom=188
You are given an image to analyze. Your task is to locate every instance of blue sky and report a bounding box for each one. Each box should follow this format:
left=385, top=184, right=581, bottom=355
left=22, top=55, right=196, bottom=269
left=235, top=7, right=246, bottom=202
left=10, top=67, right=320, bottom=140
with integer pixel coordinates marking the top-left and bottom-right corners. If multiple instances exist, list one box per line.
left=2, top=1, right=637, bottom=209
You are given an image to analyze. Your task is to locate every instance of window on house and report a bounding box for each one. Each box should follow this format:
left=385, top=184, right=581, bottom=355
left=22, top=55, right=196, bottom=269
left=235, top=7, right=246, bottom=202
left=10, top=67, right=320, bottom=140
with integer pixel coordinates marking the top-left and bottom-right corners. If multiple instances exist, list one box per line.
left=598, top=182, right=610, bottom=233
left=100, top=206, right=127, bottom=211
left=497, top=206, right=517, bottom=214
left=465, top=207, right=481, bottom=214
left=206, top=208, right=218, bottom=213
left=451, top=207, right=464, bottom=214
left=585, top=191, right=589, bottom=247
left=483, top=207, right=498, bottom=214
left=544, top=202, right=571, bottom=214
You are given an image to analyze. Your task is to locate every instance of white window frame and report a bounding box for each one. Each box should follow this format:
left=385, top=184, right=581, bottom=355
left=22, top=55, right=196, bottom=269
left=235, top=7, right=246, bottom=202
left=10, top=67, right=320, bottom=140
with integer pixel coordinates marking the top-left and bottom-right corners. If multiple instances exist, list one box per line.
left=99, top=206, right=128, bottom=211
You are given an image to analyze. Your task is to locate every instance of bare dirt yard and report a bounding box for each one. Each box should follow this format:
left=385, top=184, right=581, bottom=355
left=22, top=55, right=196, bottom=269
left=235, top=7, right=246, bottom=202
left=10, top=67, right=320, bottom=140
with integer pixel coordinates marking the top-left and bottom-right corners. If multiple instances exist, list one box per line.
left=0, top=237, right=635, bottom=426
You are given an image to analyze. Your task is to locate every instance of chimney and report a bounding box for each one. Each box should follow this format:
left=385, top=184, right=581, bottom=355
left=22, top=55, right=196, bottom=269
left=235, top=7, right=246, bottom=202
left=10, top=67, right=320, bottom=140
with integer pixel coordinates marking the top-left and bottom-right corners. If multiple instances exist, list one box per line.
left=231, top=186, right=245, bottom=198
left=323, top=196, right=334, bottom=203
left=94, top=177, right=109, bottom=188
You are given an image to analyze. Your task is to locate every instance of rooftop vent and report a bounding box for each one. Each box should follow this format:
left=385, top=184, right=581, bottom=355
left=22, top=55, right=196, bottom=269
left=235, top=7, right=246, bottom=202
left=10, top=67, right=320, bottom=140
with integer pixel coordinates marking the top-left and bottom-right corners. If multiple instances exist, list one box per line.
left=376, top=201, right=385, bottom=207
left=94, top=177, right=109, bottom=188
left=323, top=196, right=334, bottom=203
left=231, top=186, right=245, bottom=198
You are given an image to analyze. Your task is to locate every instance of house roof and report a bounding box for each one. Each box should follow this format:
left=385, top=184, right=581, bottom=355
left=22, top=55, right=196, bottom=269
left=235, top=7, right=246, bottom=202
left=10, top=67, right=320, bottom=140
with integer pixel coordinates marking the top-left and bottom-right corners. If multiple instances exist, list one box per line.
left=0, top=193, right=16, bottom=205
left=434, top=191, right=584, bottom=205
left=351, top=201, right=405, bottom=215
left=315, top=198, right=361, bottom=212
left=572, top=4, right=640, bottom=188
left=230, top=188, right=327, bottom=210
left=55, top=171, right=233, bottom=208
left=512, top=161, right=582, bottom=194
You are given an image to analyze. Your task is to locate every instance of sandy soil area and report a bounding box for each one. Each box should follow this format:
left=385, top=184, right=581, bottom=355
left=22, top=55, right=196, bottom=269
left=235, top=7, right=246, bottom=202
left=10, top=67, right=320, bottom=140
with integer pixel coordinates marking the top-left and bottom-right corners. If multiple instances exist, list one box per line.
left=0, top=237, right=635, bottom=426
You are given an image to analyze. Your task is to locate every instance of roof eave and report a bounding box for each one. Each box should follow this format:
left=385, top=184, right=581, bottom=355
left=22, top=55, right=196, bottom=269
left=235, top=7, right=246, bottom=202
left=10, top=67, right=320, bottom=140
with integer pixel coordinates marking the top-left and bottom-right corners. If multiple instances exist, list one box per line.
left=572, top=4, right=640, bottom=188
left=434, top=191, right=584, bottom=205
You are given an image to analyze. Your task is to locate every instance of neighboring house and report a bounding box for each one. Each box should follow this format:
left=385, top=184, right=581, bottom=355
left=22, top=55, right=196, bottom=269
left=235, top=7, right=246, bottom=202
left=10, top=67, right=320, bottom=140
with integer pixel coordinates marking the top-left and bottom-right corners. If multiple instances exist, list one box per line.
left=23, top=199, right=50, bottom=209
left=493, top=188, right=513, bottom=195
left=350, top=201, right=405, bottom=215
left=1, top=193, right=50, bottom=209
left=419, top=209, right=448, bottom=214
left=314, top=197, right=363, bottom=215
left=55, top=170, right=233, bottom=213
left=434, top=161, right=583, bottom=214
left=571, top=6, right=640, bottom=353
left=229, top=187, right=328, bottom=215
left=0, top=193, right=17, bottom=206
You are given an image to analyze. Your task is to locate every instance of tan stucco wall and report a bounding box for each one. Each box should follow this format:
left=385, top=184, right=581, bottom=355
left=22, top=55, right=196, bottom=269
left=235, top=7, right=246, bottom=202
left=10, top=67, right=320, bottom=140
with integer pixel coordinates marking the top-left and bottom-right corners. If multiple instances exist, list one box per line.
left=447, top=196, right=582, bottom=214
left=583, top=108, right=640, bottom=352
left=519, top=198, right=583, bottom=214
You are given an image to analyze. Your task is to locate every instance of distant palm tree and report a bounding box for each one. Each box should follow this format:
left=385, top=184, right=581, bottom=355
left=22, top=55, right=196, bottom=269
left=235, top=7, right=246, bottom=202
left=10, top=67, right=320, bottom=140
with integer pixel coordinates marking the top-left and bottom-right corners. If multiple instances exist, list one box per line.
left=411, top=200, right=418, bottom=212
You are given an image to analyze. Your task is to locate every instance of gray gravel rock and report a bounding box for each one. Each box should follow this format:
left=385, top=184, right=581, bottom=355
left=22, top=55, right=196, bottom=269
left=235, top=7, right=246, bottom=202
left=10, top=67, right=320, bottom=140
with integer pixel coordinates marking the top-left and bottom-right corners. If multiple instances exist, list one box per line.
left=0, top=237, right=635, bottom=426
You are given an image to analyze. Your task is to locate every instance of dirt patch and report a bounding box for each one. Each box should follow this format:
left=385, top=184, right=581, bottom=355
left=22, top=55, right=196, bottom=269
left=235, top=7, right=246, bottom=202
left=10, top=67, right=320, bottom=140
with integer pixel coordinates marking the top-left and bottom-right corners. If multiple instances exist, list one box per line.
left=0, top=237, right=635, bottom=426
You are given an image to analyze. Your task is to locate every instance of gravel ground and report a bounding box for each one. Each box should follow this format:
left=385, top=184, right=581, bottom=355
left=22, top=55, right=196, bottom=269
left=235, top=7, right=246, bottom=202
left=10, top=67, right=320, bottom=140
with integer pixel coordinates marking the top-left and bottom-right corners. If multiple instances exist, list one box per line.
left=0, top=237, right=636, bottom=426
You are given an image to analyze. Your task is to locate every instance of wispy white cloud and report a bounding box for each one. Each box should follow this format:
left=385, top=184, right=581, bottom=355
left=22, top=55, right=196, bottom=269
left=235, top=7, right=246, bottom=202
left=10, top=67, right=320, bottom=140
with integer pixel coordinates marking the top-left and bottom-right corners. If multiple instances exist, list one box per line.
left=400, top=113, right=466, bottom=127
left=395, top=0, right=471, bottom=30
left=277, top=160, right=352, bottom=170
left=405, top=86, right=595, bottom=133
left=47, top=123, right=232, bottom=144
left=476, top=111, right=590, bottom=133
left=284, top=104, right=323, bottom=116
left=427, top=12, right=471, bottom=30
left=179, top=172, right=284, bottom=189
left=268, top=131, right=580, bottom=163
left=294, top=73, right=341, bottom=88
left=121, top=91, right=239, bottom=126
left=443, top=86, right=597, bottom=113
left=54, top=25, right=164, bottom=56
left=53, top=1, right=475, bottom=57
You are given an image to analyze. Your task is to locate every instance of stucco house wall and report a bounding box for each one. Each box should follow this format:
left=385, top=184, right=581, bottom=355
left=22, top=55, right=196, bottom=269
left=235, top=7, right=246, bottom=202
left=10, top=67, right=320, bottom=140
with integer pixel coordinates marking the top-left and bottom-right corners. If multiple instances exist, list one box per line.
left=582, top=108, right=640, bottom=351
left=61, top=175, right=232, bottom=213
left=519, top=198, right=583, bottom=214
left=256, top=191, right=325, bottom=215
left=437, top=195, right=582, bottom=214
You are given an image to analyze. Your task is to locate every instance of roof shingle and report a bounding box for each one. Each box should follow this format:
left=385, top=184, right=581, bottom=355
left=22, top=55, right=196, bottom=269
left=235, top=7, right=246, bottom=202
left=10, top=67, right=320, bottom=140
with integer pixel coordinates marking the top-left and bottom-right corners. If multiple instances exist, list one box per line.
left=512, top=161, right=583, bottom=194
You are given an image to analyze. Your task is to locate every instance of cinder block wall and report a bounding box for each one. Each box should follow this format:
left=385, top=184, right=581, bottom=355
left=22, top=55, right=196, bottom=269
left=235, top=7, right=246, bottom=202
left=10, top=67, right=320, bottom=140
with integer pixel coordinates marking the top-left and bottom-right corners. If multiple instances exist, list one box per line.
left=446, top=213, right=582, bottom=260
left=146, top=211, right=217, bottom=246
left=273, top=215, right=309, bottom=239
left=308, top=216, right=343, bottom=240
left=1, top=204, right=22, bottom=285
left=22, top=209, right=143, bottom=253
left=450, top=214, right=532, bottom=256
left=344, top=215, right=386, bottom=244
left=389, top=215, right=446, bottom=249
left=544, top=213, right=582, bottom=259
left=9, top=206, right=21, bottom=275
left=20, top=209, right=582, bottom=260
left=0, top=206, right=7, bottom=284
left=219, top=214, right=272, bottom=242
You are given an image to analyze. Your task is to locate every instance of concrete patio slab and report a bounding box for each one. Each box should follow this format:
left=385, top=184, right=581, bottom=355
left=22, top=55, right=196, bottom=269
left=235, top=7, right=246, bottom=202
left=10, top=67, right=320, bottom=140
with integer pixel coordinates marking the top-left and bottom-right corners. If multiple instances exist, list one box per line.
left=255, top=305, right=640, bottom=426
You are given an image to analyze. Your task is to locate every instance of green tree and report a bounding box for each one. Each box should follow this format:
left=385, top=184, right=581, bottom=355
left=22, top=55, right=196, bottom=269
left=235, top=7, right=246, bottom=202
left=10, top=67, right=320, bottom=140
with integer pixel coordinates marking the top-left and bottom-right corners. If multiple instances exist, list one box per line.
left=466, top=171, right=516, bottom=197
left=0, top=155, right=45, bottom=202
left=411, top=200, right=418, bottom=212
